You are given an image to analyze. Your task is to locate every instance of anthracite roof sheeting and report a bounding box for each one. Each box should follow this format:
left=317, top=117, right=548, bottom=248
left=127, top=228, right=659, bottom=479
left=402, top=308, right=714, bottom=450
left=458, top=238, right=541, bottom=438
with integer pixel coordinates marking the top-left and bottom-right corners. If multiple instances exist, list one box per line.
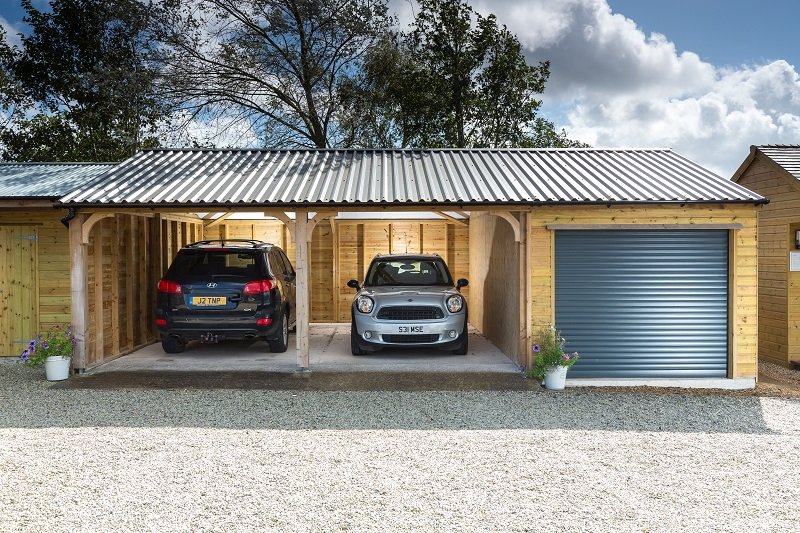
left=58, top=148, right=765, bottom=207
left=0, top=162, right=116, bottom=198
left=757, top=145, right=800, bottom=180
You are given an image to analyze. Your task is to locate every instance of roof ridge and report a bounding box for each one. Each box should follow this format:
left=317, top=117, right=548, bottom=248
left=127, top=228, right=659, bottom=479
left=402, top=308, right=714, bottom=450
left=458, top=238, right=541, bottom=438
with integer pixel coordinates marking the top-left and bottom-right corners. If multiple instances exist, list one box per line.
left=0, top=161, right=118, bottom=166
left=137, top=147, right=675, bottom=154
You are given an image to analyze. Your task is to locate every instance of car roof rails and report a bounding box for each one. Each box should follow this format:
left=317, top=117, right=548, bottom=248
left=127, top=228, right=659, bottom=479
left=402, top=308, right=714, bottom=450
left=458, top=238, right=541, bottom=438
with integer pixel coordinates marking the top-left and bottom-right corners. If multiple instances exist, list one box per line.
left=185, top=239, right=272, bottom=249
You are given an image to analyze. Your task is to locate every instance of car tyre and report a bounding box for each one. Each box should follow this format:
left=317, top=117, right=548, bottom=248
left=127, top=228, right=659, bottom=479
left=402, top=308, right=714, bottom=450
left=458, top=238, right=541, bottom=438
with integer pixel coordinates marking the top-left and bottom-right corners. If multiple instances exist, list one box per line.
left=351, top=317, right=367, bottom=356
left=269, top=310, right=289, bottom=353
left=162, top=336, right=185, bottom=354
left=451, top=323, right=468, bottom=355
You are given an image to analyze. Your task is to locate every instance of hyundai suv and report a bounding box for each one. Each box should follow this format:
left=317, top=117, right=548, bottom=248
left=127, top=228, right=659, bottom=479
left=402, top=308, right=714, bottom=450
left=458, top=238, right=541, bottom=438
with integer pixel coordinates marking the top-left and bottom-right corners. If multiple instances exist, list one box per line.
left=156, top=240, right=296, bottom=354
left=348, top=254, right=469, bottom=355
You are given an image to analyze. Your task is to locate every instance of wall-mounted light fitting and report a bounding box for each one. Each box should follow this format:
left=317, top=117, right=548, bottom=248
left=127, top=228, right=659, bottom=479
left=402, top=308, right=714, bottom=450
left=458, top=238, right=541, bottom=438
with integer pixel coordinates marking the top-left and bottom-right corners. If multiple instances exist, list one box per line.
left=796, top=230, right=800, bottom=249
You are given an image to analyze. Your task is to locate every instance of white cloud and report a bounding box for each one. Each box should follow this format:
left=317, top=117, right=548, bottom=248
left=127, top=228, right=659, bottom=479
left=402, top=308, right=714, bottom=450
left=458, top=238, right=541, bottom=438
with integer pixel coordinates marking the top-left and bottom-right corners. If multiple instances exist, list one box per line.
left=449, top=0, right=800, bottom=176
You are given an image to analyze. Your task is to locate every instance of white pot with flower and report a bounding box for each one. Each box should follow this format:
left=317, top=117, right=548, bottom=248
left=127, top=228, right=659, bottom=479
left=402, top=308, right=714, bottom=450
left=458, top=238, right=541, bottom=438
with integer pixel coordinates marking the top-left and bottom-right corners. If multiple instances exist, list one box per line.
left=525, top=326, right=580, bottom=390
left=19, top=324, right=76, bottom=381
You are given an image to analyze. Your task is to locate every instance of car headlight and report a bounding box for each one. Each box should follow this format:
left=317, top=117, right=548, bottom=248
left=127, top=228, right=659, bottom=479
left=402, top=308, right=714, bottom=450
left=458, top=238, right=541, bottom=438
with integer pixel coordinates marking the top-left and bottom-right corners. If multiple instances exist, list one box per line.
left=356, top=296, right=374, bottom=314
left=446, top=295, right=464, bottom=313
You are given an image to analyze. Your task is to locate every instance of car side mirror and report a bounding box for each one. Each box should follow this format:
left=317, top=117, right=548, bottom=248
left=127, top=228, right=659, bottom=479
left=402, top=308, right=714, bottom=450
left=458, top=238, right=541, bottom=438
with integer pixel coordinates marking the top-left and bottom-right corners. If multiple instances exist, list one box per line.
left=456, top=278, right=469, bottom=291
left=347, top=279, right=360, bottom=291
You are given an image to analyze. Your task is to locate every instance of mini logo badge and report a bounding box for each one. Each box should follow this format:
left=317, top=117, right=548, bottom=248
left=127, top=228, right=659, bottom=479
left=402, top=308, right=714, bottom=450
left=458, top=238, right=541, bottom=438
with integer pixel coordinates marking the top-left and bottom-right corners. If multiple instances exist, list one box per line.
left=407, top=298, right=413, bottom=302
left=207, top=282, right=217, bottom=288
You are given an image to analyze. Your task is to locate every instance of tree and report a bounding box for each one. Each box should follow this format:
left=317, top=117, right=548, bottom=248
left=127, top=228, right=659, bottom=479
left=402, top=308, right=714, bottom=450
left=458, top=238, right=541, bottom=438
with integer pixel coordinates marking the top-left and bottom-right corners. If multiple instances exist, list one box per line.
left=153, top=0, right=393, bottom=149
left=0, top=0, right=166, bottom=162
left=344, top=0, right=585, bottom=148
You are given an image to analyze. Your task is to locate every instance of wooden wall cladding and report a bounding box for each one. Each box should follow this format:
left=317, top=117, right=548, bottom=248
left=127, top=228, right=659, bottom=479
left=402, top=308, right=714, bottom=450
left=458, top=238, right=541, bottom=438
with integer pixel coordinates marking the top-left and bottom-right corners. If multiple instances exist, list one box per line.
left=85, top=215, right=204, bottom=368
left=219, top=219, right=470, bottom=323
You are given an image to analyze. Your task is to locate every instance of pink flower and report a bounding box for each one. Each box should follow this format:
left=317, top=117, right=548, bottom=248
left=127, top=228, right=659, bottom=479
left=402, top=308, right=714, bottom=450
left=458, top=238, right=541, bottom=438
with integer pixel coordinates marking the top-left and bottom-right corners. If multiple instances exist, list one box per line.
left=562, top=353, right=570, bottom=360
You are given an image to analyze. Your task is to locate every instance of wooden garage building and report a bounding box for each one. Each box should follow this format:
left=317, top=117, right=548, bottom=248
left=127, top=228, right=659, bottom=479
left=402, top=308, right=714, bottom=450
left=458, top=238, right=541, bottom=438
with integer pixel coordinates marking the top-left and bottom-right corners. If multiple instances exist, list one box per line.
left=733, top=145, right=800, bottom=368
left=52, top=148, right=764, bottom=384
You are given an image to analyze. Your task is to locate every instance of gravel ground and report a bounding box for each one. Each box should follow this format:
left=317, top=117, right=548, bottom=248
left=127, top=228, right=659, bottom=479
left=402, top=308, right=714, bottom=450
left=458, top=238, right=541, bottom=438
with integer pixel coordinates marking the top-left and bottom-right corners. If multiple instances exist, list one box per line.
left=2, top=359, right=800, bottom=532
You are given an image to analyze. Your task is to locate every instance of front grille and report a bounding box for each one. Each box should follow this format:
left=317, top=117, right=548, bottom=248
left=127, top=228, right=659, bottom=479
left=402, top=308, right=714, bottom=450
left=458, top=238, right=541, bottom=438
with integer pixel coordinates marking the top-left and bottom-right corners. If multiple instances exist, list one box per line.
left=382, top=334, right=440, bottom=343
left=376, top=306, right=444, bottom=321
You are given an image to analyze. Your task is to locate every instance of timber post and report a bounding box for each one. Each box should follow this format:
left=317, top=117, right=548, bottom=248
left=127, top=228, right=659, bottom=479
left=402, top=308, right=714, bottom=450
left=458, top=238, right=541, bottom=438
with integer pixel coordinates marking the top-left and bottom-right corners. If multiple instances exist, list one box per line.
left=69, top=214, right=89, bottom=372
left=295, top=210, right=310, bottom=371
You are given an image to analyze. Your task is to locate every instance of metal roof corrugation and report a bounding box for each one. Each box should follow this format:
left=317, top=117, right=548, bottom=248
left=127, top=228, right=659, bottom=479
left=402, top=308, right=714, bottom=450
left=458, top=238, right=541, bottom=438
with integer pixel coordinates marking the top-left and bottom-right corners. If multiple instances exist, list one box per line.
left=0, top=162, right=115, bottom=198
left=757, top=145, right=800, bottom=179
left=58, top=148, right=765, bottom=206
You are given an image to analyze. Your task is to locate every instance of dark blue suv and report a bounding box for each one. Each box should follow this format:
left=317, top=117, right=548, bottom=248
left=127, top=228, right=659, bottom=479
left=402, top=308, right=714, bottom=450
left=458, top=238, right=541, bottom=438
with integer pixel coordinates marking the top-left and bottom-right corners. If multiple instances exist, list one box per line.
left=155, top=240, right=296, bottom=354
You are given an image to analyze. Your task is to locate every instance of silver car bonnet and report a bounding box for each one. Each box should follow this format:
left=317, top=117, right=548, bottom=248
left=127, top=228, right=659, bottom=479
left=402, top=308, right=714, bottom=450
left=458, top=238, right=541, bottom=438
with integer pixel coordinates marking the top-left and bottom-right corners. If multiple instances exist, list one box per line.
left=358, top=285, right=461, bottom=306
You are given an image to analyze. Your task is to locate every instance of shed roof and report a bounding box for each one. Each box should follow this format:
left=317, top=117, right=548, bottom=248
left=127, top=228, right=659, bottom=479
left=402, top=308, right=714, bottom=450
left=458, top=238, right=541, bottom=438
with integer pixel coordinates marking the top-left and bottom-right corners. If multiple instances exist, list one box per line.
left=0, top=162, right=116, bottom=199
left=59, top=148, right=764, bottom=207
left=736, top=145, right=800, bottom=181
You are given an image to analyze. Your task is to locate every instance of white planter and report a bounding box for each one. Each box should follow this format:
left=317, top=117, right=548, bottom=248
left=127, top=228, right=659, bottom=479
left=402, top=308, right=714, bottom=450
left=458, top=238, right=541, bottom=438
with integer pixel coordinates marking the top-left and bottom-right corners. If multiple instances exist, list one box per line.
left=44, top=356, right=71, bottom=381
left=543, top=365, right=569, bottom=390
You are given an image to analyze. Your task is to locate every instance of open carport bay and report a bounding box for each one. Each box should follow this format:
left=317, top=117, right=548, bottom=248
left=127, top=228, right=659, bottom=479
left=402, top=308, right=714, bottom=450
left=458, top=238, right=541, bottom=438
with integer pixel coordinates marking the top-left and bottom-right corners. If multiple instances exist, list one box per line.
left=92, top=324, right=520, bottom=374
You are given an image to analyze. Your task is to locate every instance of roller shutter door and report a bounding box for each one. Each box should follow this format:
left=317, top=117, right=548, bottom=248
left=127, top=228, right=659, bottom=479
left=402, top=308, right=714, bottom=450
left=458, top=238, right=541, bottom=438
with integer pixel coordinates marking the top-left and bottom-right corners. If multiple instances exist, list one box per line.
left=555, top=230, right=728, bottom=378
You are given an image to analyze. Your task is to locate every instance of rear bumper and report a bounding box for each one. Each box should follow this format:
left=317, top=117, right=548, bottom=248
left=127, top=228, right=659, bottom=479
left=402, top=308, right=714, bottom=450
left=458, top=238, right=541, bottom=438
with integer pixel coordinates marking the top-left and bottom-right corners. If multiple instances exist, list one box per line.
left=157, top=315, right=281, bottom=341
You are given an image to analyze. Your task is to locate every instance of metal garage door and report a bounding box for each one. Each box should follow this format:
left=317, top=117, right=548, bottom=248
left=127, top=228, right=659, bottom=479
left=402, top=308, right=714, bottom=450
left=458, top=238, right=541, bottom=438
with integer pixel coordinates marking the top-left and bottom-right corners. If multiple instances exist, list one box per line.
left=555, top=230, right=728, bottom=378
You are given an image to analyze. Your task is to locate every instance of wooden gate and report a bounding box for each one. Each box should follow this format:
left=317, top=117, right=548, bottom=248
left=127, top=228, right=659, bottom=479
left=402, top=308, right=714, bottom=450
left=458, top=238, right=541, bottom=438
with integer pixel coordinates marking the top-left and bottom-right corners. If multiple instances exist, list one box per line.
left=0, top=226, right=38, bottom=356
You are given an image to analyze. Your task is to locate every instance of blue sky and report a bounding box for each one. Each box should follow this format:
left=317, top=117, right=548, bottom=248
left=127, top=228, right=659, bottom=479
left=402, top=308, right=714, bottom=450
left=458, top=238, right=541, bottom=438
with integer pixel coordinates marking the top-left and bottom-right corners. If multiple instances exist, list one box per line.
left=608, top=0, right=798, bottom=69
left=2, top=0, right=799, bottom=175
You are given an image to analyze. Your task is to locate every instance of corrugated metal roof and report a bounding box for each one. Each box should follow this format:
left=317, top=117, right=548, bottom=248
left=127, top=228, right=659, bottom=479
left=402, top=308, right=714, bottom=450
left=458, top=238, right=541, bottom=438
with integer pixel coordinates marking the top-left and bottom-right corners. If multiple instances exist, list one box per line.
left=757, top=145, right=800, bottom=179
left=58, top=148, right=764, bottom=207
left=0, top=162, right=116, bottom=198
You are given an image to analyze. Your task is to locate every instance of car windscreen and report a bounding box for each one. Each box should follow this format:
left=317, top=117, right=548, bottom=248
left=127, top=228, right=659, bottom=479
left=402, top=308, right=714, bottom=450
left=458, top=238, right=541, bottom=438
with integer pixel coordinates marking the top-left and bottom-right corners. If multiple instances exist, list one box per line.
left=167, top=251, right=262, bottom=280
left=364, top=259, right=453, bottom=287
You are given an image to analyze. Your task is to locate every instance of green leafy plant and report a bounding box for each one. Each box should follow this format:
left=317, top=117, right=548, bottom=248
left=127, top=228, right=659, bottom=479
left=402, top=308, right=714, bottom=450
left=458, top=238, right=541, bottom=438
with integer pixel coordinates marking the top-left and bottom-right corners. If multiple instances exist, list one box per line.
left=525, top=326, right=579, bottom=381
left=19, top=324, right=76, bottom=368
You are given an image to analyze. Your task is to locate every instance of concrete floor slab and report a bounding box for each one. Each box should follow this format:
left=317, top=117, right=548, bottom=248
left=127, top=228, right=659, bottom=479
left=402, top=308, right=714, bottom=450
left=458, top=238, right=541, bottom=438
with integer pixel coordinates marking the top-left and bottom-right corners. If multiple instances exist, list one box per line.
left=91, top=324, right=520, bottom=374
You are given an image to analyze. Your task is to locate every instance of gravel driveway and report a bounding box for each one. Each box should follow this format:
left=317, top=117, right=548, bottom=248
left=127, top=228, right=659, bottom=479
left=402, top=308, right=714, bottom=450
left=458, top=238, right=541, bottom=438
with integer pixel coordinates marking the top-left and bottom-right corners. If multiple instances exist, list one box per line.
left=1, top=360, right=799, bottom=532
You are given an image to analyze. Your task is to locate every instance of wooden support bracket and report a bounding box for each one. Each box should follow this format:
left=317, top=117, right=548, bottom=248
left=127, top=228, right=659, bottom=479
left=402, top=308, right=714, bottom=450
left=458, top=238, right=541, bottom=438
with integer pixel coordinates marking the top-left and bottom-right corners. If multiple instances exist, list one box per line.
left=81, top=212, right=116, bottom=244
left=264, top=211, right=296, bottom=239
left=306, top=212, right=337, bottom=241
left=204, top=212, right=233, bottom=228
left=489, top=211, right=522, bottom=242
left=434, top=210, right=469, bottom=227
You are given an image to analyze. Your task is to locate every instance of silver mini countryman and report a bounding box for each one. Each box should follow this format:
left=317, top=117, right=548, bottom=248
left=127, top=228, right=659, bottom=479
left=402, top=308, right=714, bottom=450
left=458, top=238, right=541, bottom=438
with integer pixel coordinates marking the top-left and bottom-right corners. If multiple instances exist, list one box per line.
left=347, top=254, right=469, bottom=355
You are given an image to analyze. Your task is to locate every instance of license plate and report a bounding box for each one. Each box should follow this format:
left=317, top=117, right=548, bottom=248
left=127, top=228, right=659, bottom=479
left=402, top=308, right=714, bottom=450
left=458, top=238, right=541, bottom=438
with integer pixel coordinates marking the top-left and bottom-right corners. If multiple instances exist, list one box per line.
left=192, top=296, right=227, bottom=306
left=398, top=325, right=425, bottom=334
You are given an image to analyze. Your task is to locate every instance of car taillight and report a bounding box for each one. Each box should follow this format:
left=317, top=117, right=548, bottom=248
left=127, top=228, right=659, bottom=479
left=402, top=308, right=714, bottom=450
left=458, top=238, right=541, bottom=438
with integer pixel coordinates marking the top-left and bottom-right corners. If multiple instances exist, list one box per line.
left=155, top=318, right=167, bottom=327
left=158, top=280, right=182, bottom=294
left=243, top=280, right=274, bottom=294
left=256, top=318, right=272, bottom=326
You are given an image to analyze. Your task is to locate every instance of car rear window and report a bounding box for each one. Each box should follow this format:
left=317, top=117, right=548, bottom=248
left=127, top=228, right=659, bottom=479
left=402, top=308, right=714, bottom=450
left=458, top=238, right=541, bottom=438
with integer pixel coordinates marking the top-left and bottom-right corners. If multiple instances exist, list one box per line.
left=167, top=251, right=263, bottom=280
left=364, top=259, right=453, bottom=287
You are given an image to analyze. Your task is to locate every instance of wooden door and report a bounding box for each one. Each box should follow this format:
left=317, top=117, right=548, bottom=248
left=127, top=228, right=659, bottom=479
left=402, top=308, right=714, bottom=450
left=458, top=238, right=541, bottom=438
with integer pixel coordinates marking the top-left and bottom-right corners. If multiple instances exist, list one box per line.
left=0, top=226, right=38, bottom=356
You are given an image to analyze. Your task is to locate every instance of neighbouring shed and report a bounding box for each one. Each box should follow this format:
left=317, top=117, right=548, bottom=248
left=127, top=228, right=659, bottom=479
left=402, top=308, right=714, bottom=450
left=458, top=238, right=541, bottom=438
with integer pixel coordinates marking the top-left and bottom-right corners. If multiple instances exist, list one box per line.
left=0, top=163, right=113, bottom=356
left=57, top=148, right=765, bottom=384
left=733, top=145, right=800, bottom=368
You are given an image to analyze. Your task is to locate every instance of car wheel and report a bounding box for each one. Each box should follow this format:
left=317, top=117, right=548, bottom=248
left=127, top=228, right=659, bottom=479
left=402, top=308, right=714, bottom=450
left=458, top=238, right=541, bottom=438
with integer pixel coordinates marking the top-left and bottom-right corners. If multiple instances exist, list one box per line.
left=351, top=317, right=367, bottom=356
left=162, top=336, right=185, bottom=354
left=269, top=310, right=289, bottom=353
left=451, top=323, right=468, bottom=355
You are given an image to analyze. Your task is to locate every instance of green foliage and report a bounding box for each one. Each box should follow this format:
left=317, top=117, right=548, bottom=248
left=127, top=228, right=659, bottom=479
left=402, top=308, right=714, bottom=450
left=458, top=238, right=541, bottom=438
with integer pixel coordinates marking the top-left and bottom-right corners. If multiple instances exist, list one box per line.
left=344, top=0, right=584, bottom=148
left=525, top=326, right=580, bottom=381
left=19, top=324, right=76, bottom=368
left=0, top=0, right=167, bottom=162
